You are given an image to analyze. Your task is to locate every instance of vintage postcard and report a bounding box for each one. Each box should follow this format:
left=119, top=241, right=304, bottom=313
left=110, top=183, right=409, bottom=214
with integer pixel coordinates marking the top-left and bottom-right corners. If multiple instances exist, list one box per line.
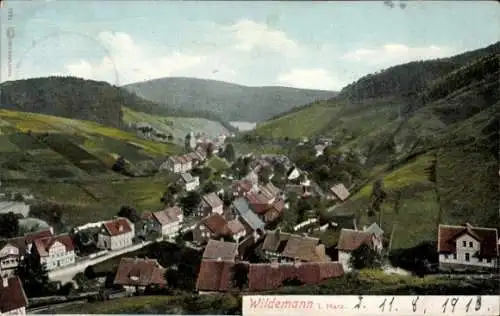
left=0, top=1, right=498, bottom=315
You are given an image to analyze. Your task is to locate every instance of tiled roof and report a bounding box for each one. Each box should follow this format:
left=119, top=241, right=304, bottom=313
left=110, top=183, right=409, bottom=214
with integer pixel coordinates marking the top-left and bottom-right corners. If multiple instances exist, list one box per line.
left=0, top=229, right=54, bottom=255
left=337, top=229, right=374, bottom=252
left=202, top=193, right=223, bottom=209
left=232, top=180, right=253, bottom=193
left=201, top=214, right=230, bottom=236
left=263, top=182, right=280, bottom=197
left=247, top=262, right=344, bottom=292
left=227, top=218, right=246, bottom=235
left=113, top=257, right=166, bottom=287
left=438, top=224, right=499, bottom=258
left=245, top=192, right=270, bottom=214
left=152, top=207, right=183, bottom=226
left=202, top=239, right=238, bottom=260
left=270, top=198, right=285, bottom=214
left=33, top=234, right=75, bottom=257
left=102, top=218, right=133, bottom=236
left=281, top=235, right=326, bottom=262
left=0, top=276, right=28, bottom=313
left=196, top=259, right=235, bottom=292
left=261, top=230, right=291, bottom=253
left=330, top=183, right=350, bottom=201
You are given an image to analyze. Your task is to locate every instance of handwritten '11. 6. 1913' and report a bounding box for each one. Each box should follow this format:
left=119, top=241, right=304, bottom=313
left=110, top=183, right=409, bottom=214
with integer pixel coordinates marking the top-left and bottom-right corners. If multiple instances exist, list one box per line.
left=351, top=296, right=483, bottom=314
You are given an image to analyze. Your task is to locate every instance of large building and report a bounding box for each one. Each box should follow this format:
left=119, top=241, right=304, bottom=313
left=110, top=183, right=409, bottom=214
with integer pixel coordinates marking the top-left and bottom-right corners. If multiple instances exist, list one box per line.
left=438, top=223, right=499, bottom=271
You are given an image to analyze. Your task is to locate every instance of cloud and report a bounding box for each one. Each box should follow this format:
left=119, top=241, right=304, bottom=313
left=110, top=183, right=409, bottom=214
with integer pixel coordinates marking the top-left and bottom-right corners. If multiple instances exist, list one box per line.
left=64, top=31, right=205, bottom=85
left=276, top=68, right=344, bottom=91
left=63, top=19, right=305, bottom=85
left=341, top=44, right=454, bottom=66
left=222, top=19, right=301, bottom=57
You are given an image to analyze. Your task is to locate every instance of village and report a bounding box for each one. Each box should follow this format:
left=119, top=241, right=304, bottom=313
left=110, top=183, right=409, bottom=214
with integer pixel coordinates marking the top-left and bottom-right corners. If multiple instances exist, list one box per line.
left=0, top=133, right=499, bottom=315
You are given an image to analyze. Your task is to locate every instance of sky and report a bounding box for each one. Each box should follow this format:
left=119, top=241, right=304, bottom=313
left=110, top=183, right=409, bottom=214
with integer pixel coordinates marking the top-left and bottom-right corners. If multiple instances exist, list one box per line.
left=0, top=0, right=499, bottom=91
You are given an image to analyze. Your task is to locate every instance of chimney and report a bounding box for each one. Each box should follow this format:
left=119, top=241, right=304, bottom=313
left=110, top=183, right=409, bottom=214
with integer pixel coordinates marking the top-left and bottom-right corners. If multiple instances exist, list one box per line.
left=2, top=278, right=8, bottom=288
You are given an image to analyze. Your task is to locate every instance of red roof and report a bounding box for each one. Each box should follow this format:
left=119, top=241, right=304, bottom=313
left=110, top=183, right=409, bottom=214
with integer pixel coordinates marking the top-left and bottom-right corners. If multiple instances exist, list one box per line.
left=232, top=180, right=253, bottom=194
left=0, top=276, right=28, bottom=313
left=152, top=207, right=183, bottom=226
left=438, top=224, right=499, bottom=258
left=113, top=257, right=166, bottom=287
left=201, top=214, right=230, bottom=236
left=1, top=229, right=54, bottom=254
left=103, top=218, right=133, bottom=236
left=337, top=229, right=374, bottom=252
left=33, top=234, right=75, bottom=257
left=247, top=262, right=344, bottom=292
left=196, top=259, right=235, bottom=292
left=246, top=192, right=270, bottom=214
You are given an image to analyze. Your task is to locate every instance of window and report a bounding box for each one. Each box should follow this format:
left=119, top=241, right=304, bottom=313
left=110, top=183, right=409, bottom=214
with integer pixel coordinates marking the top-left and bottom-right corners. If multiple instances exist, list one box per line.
left=453, top=253, right=457, bottom=259
left=444, top=254, right=448, bottom=259
left=465, top=253, right=470, bottom=261
left=487, top=258, right=491, bottom=263
left=469, top=241, right=473, bottom=247
left=462, top=241, right=466, bottom=247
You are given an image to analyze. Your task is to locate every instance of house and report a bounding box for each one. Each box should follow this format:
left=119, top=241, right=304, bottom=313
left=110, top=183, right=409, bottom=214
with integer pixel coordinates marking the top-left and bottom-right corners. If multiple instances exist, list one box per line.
left=151, top=207, right=184, bottom=238
left=363, top=222, right=384, bottom=240
left=259, top=182, right=280, bottom=202
left=202, top=239, right=238, bottom=261
left=247, top=261, right=344, bottom=292
left=31, top=234, right=76, bottom=271
left=0, top=229, right=54, bottom=278
left=281, top=235, right=329, bottom=262
left=231, top=180, right=254, bottom=198
left=314, top=144, right=325, bottom=157
left=286, top=166, right=301, bottom=181
left=231, top=198, right=265, bottom=239
left=337, top=229, right=382, bottom=272
left=437, top=223, right=499, bottom=271
left=195, top=259, right=236, bottom=294
left=244, top=170, right=259, bottom=186
left=187, top=151, right=206, bottom=167
left=197, top=193, right=224, bottom=217
left=193, top=214, right=231, bottom=245
left=264, top=198, right=285, bottom=223
left=0, top=276, right=28, bottom=315
left=160, top=156, right=182, bottom=173
left=227, top=218, right=247, bottom=241
left=97, top=217, right=135, bottom=251
left=177, top=173, right=199, bottom=192
left=160, top=154, right=194, bottom=173
left=260, top=229, right=292, bottom=261
left=328, top=183, right=350, bottom=202
left=113, top=257, right=166, bottom=294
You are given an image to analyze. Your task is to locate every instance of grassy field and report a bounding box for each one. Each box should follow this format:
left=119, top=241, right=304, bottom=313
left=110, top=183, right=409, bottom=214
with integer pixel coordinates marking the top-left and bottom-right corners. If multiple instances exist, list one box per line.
left=255, top=101, right=343, bottom=139
left=0, top=110, right=182, bottom=228
left=122, top=107, right=230, bottom=142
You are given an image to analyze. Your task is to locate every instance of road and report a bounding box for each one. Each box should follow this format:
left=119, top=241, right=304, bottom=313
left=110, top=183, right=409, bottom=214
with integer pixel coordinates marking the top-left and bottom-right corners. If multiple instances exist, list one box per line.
left=48, top=239, right=160, bottom=283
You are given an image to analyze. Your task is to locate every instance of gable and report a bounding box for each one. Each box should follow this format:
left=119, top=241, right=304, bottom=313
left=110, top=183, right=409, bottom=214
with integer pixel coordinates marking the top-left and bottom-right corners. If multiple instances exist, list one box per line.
left=49, top=240, right=66, bottom=251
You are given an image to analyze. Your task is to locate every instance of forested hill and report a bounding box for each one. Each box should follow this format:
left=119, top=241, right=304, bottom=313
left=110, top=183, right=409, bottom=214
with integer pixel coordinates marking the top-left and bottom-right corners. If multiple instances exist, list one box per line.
left=123, top=77, right=338, bottom=122
left=340, top=41, right=500, bottom=100
left=0, top=76, right=236, bottom=131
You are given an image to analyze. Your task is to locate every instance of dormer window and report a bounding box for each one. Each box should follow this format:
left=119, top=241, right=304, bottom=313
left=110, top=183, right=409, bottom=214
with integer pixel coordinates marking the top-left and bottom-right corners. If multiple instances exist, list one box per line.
left=462, top=241, right=466, bottom=247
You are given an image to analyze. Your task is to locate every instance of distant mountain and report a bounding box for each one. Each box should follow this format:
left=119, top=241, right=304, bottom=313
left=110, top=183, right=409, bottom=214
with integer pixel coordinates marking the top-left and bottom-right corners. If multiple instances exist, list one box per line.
left=0, top=76, right=236, bottom=132
left=123, top=77, right=338, bottom=122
